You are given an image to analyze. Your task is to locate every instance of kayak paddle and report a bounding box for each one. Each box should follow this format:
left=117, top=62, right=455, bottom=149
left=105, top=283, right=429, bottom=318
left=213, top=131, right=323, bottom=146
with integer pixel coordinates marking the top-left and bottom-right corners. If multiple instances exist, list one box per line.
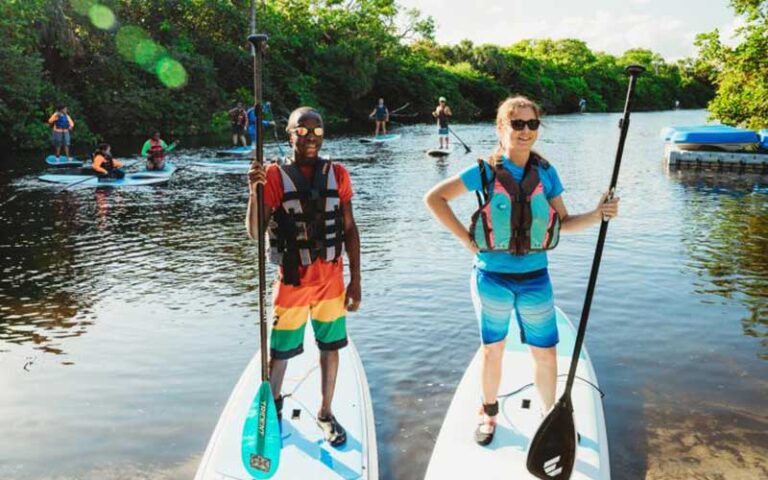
left=448, top=126, right=471, bottom=153
left=526, top=64, right=644, bottom=480
left=240, top=1, right=281, bottom=478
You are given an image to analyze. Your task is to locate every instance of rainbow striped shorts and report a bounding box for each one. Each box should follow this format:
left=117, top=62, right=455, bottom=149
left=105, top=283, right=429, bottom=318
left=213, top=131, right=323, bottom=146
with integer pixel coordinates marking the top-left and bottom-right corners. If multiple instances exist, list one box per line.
left=270, top=274, right=348, bottom=360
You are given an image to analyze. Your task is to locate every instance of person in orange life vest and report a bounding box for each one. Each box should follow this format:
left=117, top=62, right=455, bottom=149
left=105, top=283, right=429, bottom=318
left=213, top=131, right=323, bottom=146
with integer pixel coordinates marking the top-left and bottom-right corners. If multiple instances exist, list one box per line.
left=424, top=96, right=620, bottom=446
left=228, top=102, right=249, bottom=147
left=141, top=131, right=178, bottom=171
left=91, top=143, right=125, bottom=180
left=246, top=107, right=361, bottom=447
left=47, top=104, right=75, bottom=162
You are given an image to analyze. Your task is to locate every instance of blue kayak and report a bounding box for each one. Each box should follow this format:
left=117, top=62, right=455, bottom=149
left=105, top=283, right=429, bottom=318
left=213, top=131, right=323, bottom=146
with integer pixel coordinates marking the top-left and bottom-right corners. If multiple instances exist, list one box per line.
left=671, top=129, right=759, bottom=145
left=192, top=160, right=250, bottom=172
left=659, top=124, right=737, bottom=141
left=760, top=129, right=768, bottom=149
left=217, top=146, right=253, bottom=156
left=45, top=155, right=84, bottom=167
left=39, top=162, right=176, bottom=188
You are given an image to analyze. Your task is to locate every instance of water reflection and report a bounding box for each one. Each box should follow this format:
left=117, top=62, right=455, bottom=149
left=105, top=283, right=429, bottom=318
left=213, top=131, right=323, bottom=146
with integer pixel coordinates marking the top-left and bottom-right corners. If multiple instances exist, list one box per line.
left=675, top=171, right=768, bottom=359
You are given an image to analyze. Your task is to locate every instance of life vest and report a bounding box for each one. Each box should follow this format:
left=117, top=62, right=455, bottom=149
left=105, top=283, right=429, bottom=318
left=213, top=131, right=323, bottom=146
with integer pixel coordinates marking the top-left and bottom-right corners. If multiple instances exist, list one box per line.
left=148, top=139, right=165, bottom=162
left=93, top=152, right=115, bottom=172
left=54, top=113, right=70, bottom=130
left=375, top=105, right=387, bottom=119
left=268, top=159, right=345, bottom=285
left=469, top=154, right=561, bottom=255
left=233, top=109, right=247, bottom=127
left=437, top=109, right=448, bottom=128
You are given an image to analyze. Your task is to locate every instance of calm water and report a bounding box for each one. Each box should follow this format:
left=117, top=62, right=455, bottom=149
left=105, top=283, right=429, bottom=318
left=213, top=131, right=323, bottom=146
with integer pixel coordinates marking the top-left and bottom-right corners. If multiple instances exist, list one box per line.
left=1, top=110, right=766, bottom=479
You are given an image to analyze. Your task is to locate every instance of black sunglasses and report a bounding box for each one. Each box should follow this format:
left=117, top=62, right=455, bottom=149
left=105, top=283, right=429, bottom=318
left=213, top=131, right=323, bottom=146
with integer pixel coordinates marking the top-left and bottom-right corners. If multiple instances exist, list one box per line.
left=292, top=126, right=324, bottom=137
left=510, top=119, right=541, bottom=131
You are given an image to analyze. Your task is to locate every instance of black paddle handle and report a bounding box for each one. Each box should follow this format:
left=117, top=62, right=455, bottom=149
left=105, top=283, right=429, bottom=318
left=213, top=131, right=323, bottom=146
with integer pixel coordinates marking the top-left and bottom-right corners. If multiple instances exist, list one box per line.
left=563, top=65, right=644, bottom=397
left=249, top=26, right=270, bottom=382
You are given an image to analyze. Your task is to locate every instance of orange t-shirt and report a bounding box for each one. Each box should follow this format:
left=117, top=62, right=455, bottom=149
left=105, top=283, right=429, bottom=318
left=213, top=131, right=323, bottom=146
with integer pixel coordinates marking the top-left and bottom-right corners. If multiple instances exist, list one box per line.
left=264, top=161, right=353, bottom=286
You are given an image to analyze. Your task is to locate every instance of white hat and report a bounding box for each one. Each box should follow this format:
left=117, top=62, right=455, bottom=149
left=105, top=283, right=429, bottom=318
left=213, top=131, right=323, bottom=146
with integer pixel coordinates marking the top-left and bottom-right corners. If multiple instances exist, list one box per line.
left=439, top=96, right=446, bottom=102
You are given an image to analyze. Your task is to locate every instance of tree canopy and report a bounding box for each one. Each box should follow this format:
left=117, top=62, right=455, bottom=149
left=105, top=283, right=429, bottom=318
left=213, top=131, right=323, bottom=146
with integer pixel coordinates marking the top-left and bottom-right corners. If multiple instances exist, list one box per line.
left=0, top=0, right=716, bottom=151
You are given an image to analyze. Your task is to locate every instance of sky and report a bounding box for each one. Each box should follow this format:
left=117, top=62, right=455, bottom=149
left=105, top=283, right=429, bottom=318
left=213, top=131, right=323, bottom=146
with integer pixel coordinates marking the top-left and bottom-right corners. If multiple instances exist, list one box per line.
left=398, top=0, right=742, bottom=60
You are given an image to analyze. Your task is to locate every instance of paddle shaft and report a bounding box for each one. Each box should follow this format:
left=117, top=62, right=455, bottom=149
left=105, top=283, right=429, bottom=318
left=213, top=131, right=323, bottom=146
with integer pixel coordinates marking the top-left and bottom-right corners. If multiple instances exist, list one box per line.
left=447, top=126, right=471, bottom=152
left=249, top=2, right=269, bottom=384
left=563, top=65, right=644, bottom=398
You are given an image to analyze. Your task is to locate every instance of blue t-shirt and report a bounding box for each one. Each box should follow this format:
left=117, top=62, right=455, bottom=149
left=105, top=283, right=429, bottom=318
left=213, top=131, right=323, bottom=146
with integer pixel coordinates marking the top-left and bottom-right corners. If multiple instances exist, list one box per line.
left=459, top=155, right=564, bottom=273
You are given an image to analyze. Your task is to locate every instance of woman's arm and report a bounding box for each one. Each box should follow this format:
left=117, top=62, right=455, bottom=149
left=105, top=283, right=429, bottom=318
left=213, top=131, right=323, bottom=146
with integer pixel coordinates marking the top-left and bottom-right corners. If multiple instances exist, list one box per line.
left=424, top=176, right=478, bottom=253
left=550, top=192, right=619, bottom=234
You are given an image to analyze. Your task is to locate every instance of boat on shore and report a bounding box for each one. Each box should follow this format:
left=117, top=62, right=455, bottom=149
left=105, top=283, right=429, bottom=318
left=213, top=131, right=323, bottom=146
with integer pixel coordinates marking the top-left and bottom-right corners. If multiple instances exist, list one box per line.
left=661, top=125, right=768, bottom=172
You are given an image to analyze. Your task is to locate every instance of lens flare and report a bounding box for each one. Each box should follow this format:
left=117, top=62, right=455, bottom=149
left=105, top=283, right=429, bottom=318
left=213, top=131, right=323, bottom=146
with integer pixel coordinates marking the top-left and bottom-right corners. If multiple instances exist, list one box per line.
left=88, top=4, right=116, bottom=30
left=156, top=58, right=188, bottom=89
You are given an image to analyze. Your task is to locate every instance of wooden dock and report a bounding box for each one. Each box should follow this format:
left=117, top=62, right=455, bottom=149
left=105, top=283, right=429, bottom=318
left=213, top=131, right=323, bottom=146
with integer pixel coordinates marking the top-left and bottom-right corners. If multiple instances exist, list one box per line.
left=665, top=149, right=768, bottom=173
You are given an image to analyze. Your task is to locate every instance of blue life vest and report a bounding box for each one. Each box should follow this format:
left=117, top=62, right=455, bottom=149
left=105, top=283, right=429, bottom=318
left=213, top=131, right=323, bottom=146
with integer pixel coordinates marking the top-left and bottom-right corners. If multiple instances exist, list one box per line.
left=375, top=105, right=387, bottom=120
left=55, top=113, right=70, bottom=130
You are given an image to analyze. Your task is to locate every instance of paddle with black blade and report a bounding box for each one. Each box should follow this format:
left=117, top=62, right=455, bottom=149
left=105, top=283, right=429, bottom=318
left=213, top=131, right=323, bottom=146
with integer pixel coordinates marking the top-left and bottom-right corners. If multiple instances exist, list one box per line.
left=448, top=126, right=471, bottom=153
left=240, top=1, right=281, bottom=478
left=526, top=64, right=644, bottom=480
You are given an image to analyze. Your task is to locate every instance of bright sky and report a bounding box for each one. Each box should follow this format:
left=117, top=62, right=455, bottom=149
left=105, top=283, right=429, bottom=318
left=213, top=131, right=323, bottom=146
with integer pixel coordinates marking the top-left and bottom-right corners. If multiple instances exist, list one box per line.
left=399, top=0, right=740, bottom=60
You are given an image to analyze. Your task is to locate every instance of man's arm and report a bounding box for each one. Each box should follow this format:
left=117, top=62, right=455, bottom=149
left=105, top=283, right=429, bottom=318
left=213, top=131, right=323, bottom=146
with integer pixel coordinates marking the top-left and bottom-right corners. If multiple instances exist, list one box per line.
left=341, top=201, right=361, bottom=311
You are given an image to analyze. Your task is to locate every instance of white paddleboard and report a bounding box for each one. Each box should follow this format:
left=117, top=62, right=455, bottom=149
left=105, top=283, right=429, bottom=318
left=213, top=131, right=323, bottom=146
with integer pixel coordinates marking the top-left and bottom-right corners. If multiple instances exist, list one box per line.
left=195, top=328, right=378, bottom=480
left=425, top=307, right=610, bottom=480
left=359, top=134, right=401, bottom=144
left=426, top=145, right=455, bottom=157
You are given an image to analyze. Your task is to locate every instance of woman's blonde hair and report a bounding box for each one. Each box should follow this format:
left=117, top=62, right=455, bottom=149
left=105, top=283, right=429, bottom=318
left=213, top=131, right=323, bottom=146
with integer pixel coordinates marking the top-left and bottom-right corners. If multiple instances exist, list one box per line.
left=489, top=96, right=543, bottom=166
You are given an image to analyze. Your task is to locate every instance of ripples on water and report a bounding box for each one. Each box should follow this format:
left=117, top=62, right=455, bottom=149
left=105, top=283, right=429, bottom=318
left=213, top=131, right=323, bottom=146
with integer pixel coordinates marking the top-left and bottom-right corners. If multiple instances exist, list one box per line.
left=0, top=111, right=766, bottom=479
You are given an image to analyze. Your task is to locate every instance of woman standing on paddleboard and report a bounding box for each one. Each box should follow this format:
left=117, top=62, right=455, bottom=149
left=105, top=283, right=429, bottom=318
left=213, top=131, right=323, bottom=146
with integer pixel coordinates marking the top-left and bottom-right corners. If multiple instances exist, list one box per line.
left=424, top=96, right=619, bottom=446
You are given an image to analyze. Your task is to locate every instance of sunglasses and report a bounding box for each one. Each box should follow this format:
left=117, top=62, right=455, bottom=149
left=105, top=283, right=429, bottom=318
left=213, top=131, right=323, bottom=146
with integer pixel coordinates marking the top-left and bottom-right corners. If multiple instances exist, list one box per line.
left=510, top=119, right=541, bottom=131
left=292, top=126, right=324, bottom=137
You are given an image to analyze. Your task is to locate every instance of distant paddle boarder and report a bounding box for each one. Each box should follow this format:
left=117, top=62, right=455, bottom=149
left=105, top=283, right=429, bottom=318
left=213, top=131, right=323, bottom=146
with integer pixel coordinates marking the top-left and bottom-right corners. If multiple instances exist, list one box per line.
left=432, top=96, right=453, bottom=149
left=47, top=104, right=75, bottom=163
left=368, top=98, right=389, bottom=137
left=247, top=101, right=276, bottom=146
left=424, top=96, right=619, bottom=446
left=228, top=102, right=249, bottom=147
left=578, top=97, right=587, bottom=113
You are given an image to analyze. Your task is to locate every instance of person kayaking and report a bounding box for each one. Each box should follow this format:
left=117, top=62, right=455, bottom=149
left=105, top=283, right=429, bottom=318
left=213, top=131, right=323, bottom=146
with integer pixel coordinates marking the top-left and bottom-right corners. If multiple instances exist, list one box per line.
left=228, top=102, right=249, bottom=147
left=432, top=96, right=453, bottom=149
left=91, top=143, right=125, bottom=180
left=246, top=106, right=361, bottom=447
left=140, top=131, right=177, bottom=171
left=368, top=97, right=389, bottom=136
left=423, top=95, right=620, bottom=446
left=246, top=101, right=276, bottom=146
left=47, top=104, right=75, bottom=162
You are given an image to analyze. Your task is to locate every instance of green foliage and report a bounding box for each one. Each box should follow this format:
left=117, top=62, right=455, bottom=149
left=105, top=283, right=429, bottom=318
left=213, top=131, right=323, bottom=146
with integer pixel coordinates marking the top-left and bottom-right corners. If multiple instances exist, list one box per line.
left=696, top=0, right=768, bottom=128
left=1, top=0, right=718, bottom=151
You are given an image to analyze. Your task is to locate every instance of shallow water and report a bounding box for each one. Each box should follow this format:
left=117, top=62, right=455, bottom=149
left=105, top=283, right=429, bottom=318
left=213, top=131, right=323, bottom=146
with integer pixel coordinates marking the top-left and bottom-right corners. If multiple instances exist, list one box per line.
left=1, top=110, right=766, bottom=479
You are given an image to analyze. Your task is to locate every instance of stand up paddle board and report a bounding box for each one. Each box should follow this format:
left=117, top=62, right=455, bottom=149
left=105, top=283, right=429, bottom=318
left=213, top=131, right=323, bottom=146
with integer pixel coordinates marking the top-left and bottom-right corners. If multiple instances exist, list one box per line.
left=426, top=145, right=455, bottom=157
left=45, top=155, right=84, bottom=167
left=192, top=160, right=252, bottom=172
left=425, top=307, right=609, bottom=480
left=195, top=328, right=378, bottom=479
left=217, top=146, right=254, bottom=156
left=39, top=163, right=177, bottom=188
left=359, top=134, right=401, bottom=144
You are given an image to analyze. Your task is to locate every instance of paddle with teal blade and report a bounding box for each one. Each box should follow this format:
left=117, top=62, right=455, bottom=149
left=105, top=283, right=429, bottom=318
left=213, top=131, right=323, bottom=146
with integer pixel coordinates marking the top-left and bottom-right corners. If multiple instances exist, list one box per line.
left=239, top=2, right=281, bottom=477
left=241, top=382, right=281, bottom=477
left=526, top=64, right=645, bottom=480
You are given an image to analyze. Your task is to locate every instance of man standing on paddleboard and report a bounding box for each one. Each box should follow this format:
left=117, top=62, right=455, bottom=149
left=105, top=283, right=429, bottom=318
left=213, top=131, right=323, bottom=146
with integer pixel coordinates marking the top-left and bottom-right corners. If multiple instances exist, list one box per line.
left=432, top=96, right=452, bottom=150
left=246, top=107, right=362, bottom=447
left=424, top=96, right=619, bottom=446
